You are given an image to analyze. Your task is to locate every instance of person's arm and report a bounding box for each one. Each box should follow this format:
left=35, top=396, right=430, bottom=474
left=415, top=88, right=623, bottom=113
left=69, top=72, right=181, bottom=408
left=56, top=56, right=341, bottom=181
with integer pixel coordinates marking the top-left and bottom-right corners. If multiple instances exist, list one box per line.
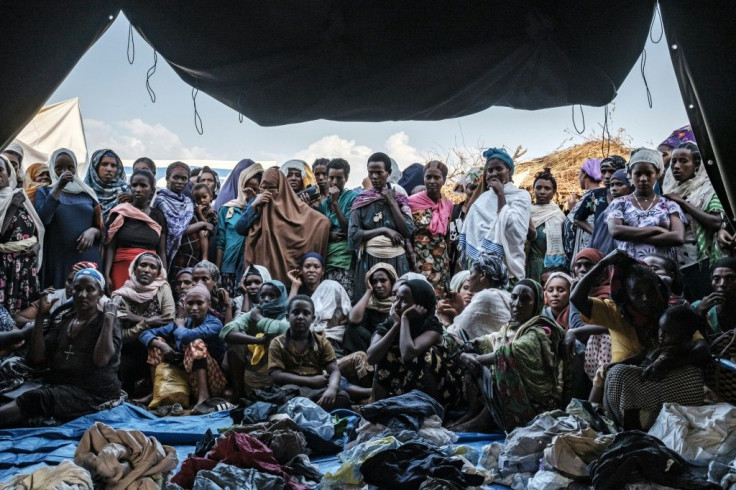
left=103, top=234, right=117, bottom=294
left=93, top=301, right=119, bottom=367
left=348, top=288, right=371, bottom=324
left=570, top=250, right=628, bottom=318
left=316, top=360, right=341, bottom=409
left=34, top=187, right=60, bottom=225
left=366, top=322, right=400, bottom=365
left=256, top=317, right=291, bottom=336
left=665, top=194, right=722, bottom=232
left=574, top=220, right=594, bottom=235
left=642, top=214, right=685, bottom=246
left=564, top=324, right=609, bottom=357
left=226, top=330, right=269, bottom=345
left=269, top=368, right=328, bottom=388
left=608, top=218, right=669, bottom=241
left=330, top=193, right=350, bottom=233
left=139, top=322, right=173, bottom=346
left=384, top=191, right=411, bottom=237
left=1, top=195, right=22, bottom=236
left=287, top=269, right=303, bottom=299
left=572, top=193, right=594, bottom=234
left=642, top=339, right=711, bottom=381
left=235, top=199, right=259, bottom=236
left=29, top=294, right=59, bottom=364
left=398, top=306, right=441, bottom=361
left=184, top=220, right=212, bottom=237
left=0, top=323, right=33, bottom=348
left=214, top=207, right=227, bottom=269
left=176, top=316, right=223, bottom=345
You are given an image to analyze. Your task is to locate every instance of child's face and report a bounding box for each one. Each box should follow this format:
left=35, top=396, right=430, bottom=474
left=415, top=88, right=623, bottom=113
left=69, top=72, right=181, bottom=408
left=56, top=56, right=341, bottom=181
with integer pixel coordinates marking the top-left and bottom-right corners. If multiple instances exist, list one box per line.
left=288, top=299, right=315, bottom=335
left=610, top=178, right=630, bottom=198
left=259, top=284, right=279, bottom=303
left=186, top=292, right=209, bottom=321
left=194, top=188, right=212, bottom=207
left=658, top=315, right=689, bottom=347
left=642, top=256, right=673, bottom=289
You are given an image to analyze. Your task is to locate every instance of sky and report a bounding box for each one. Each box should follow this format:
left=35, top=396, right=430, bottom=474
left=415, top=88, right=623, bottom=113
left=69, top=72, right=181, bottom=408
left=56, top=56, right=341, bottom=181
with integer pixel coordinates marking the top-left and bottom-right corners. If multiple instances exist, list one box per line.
left=46, top=11, right=689, bottom=185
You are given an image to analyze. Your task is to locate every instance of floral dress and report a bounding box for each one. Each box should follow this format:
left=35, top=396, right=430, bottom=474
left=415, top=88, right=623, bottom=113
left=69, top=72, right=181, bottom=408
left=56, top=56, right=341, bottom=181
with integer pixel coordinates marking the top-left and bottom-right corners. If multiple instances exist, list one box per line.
left=606, top=195, right=686, bottom=261
left=0, top=207, right=40, bottom=314
left=412, top=208, right=449, bottom=297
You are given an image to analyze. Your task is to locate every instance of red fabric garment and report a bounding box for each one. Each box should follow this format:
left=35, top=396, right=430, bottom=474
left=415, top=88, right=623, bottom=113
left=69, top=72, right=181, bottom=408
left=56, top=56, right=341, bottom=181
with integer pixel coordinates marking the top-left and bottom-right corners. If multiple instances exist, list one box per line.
left=171, top=432, right=306, bottom=489
left=111, top=247, right=153, bottom=292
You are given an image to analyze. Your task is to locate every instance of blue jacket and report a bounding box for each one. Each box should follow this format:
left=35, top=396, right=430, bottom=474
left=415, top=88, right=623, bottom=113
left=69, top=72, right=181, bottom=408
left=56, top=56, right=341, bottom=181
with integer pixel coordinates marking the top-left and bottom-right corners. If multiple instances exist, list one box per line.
left=139, top=314, right=226, bottom=363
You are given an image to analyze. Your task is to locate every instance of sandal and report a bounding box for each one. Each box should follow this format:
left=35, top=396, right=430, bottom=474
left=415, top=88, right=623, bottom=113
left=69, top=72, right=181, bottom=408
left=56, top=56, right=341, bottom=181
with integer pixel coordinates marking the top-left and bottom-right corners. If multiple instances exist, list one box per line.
left=191, top=398, right=235, bottom=415
left=171, top=403, right=185, bottom=416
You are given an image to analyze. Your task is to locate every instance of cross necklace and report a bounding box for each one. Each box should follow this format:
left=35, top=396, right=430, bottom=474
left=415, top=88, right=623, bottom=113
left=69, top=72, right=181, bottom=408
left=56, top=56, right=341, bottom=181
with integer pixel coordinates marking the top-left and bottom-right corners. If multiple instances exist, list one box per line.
left=64, top=315, right=94, bottom=360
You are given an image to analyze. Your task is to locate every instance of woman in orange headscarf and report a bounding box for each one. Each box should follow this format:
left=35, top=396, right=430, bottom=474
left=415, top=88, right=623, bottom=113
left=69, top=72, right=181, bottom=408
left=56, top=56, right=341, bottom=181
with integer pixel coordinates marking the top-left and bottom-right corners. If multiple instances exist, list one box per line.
left=23, top=162, right=52, bottom=204
left=241, top=167, right=330, bottom=286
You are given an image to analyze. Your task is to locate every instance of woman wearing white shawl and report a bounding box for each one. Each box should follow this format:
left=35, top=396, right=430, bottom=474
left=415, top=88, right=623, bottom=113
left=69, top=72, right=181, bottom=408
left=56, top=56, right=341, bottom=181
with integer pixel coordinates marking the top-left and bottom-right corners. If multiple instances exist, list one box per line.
left=459, top=147, right=531, bottom=281
left=310, top=279, right=352, bottom=348
left=527, top=168, right=567, bottom=282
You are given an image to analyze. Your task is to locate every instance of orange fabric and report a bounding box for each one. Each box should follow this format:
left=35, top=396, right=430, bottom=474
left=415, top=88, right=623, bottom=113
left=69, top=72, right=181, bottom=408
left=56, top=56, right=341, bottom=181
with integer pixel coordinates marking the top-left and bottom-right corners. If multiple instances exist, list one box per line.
left=111, top=247, right=153, bottom=291
left=244, top=167, right=330, bottom=285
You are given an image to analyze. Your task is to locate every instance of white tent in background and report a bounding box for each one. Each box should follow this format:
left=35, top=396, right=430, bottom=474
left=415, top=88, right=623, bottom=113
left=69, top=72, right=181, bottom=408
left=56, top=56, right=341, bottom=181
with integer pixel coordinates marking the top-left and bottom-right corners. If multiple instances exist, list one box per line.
left=11, top=98, right=88, bottom=176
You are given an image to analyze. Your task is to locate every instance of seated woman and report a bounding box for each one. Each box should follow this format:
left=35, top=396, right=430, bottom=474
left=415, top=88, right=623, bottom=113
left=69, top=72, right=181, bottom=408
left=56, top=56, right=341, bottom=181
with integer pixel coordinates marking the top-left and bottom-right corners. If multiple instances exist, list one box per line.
left=288, top=252, right=326, bottom=298
left=173, top=268, right=194, bottom=303
left=452, top=279, right=567, bottom=432
left=268, top=295, right=351, bottom=410
left=693, top=257, right=736, bottom=334
left=571, top=250, right=709, bottom=411
left=139, top=284, right=226, bottom=414
left=442, top=253, right=512, bottom=342
left=231, top=265, right=271, bottom=319
left=643, top=254, right=688, bottom=306
left=460, top=148, right=530, bottom=281
left=527, top=168, right=566, bottom=283
left=542, top=272, right=573, bottom=329
left=112, top=252, right=175, bottom=394
left=0, top=269, right=122, bottom=427
left=220, top=280, right=289, bottom=400
left=344, top=263, right=398, bottom=355
left=607, top=148, right=685, bottom=261
left=366, top=279, right=462, bottom=406
left=192, top=260, right=232, bottom=325
left=104, top=170, right=167, bottom=292
left=450, top=270, right=473, bottom=307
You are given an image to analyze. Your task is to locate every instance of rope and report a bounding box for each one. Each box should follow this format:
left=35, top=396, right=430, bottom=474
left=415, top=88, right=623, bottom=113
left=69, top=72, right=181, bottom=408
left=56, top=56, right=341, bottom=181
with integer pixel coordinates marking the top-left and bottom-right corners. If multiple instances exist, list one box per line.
left=650, top=3, right=664, bottom=44
left=601, top=105, right=611, bottom=157
left=127, top=23, right=135, bottom=64
left=145, top=51, right=158, bottom=103
left=640, top=49, right=653, bottom=108
left=192, top=85, right=204, bottom=135
left=572, top=105, right=585, bottom=134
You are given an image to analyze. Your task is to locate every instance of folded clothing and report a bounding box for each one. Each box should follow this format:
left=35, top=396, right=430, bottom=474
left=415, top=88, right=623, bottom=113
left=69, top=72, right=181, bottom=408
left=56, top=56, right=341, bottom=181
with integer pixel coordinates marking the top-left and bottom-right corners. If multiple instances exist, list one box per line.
left=2, top=459, right=93, bottom=490
left=361, top=390, right=445, bottom=431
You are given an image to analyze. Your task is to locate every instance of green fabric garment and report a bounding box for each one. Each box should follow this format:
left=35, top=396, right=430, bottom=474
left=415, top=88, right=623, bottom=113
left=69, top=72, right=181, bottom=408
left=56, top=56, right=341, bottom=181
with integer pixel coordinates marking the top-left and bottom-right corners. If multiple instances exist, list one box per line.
left=695, top=193, right=723, bottom=261
left=219, top=312, right=290, bottom=340
left=326, top=241, right=352, bottom=270
left=318, top=189, right=358, bottom=270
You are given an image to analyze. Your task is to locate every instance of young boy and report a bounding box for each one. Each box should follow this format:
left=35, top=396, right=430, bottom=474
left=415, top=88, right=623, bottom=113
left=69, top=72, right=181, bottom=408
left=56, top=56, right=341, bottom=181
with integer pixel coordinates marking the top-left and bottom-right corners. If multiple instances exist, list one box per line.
left=268, top=295, right=351, bottom=409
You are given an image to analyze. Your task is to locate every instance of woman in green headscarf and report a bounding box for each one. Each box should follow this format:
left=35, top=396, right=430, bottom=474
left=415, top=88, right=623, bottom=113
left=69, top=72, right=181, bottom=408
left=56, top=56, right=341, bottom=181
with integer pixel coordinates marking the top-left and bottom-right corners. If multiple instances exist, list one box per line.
left=450, top=278, right=569, bottom=431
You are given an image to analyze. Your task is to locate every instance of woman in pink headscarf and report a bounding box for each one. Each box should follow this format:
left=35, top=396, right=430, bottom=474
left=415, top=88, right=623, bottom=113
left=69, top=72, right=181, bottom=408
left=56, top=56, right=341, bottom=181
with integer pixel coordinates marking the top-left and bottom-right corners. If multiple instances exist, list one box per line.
left=562, top=158, right=603, bottom=262
left=408, top=161, right=453, bottom=297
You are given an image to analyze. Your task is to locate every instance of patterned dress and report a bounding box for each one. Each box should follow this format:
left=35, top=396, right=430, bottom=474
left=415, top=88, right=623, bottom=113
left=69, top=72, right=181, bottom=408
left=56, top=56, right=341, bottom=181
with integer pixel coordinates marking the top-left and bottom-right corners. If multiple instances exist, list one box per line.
left=0, top=206, right=40, bottom=314
left=412, top=208, right=449, bottom=297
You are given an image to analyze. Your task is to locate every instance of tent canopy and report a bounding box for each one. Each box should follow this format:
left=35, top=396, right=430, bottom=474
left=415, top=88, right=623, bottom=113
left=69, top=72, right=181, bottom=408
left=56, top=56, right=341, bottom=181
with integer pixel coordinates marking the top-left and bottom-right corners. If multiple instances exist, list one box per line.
left=1, top=1, right=735, bottom=215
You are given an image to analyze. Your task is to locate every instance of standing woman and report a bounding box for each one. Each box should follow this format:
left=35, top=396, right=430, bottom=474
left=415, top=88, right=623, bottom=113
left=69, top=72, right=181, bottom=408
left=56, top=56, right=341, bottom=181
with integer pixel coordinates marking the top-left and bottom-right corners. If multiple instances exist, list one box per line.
left=0, top=155, right=44, bottom=314
left=213, top=158, right=256, bottom=212
left=84, top=149, right=130, bottom=223
left=216, top=163, right=263, bottom=297
left=409, top=160, right=454, bottom=297
left=280, top=159, right=316, bottom=196
left=460, top=147, right=531, bottom=281
left=23, top=162, right=52, bottom=205
left=35, top=149, right=103, bottom=290
left=526, top=168, right=566, bottom=283
left=663, top=142, right=723, bottom=299
left=608, top=148, right=686, bottom=261
left=448, top=167, right=482, bottom=274
left=349, top=152, right=415, bottom=300
left=241, top=167, right=330, bottom=286
left=562, top=158, right=602, bottom=262
left=197, top=166, right=220, bottom=200
left=104, top=170, right=167, bottom=292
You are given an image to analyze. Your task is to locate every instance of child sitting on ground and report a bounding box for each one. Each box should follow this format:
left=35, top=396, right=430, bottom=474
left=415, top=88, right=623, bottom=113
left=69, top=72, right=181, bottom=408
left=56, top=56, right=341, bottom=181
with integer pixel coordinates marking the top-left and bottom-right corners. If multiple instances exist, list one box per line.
left=268, top=295, right=352, bottom=410
left=139, top=284, right=227, bottom=414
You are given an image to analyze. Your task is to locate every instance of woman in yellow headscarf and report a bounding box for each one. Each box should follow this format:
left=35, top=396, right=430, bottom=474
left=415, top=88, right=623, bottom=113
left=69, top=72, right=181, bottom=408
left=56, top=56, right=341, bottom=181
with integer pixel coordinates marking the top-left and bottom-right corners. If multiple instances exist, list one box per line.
left=23, top=162, right=52, bottom=204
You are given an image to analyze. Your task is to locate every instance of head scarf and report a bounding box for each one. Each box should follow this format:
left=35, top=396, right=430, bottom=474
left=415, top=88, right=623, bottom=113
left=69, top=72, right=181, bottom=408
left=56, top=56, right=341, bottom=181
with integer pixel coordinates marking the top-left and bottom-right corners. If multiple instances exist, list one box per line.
left=73, top=267, right=105, bottom=290
left=543, top=272, right=573, bottom=329
left=462, top=167, right=483, bottom=188
left=259, top=280, right=288, bottom=319
left=0, top=155, right=45, bottom=267
left=628, top=148, right=664, bottom=177
left=154, top=165, right=195, bottom=263
left=112, top=252, right=168, bottom=304
left=600, top=155, right=626, bottom=170
left=662, top=143, right=715, bottom=214
left=84, top=149, right=130, bottom=221
left=222, top=162, right=264, bottom=217
left=214, top=159, right=255, bottom=210
left=660, top=125, right=695, bottom=149
left=311, top=280, right=352, bottom=329
left=244, top=265, right=272, bottom=283
left=300, top=252, right=325, bottom=267
left=482, top=147, right=514, bottom=176
left=3, top=141, right=24, bottom=163
left=23, top=163, right=50, bottom=203
left=399, top=272, right=430, bottom=283
left=365, top=262, right=398, bottom=312
left=713, top=256, right=736, bottom=273
left=573, top=248, right=610, bottom=299
left=450, top=270, right=471, bottom=293
left=244, top=167, right=331, bottom=285
left=47, top=148, right=99, bottom=202
left=280, top=159, right=316, bottom=190
left=516, top=278, right=544, bottom=317
left=175, top=267, right=193, bottom=280
left=473, top=252, right=509, bottom=288
left=581, top=158, right=602, bottom=182
left=198, top=166, right=221, bottom=195
left=462, top=149, right=515, bottom=214
left=398, top=163, right=424, bottom=193
left=185, top=283, right=211, bottom=301
left=611, top=169, right=631, bottom=187
left=388, top=158, right=402, bottom=185
left=408, top=190, right=453, bottom=236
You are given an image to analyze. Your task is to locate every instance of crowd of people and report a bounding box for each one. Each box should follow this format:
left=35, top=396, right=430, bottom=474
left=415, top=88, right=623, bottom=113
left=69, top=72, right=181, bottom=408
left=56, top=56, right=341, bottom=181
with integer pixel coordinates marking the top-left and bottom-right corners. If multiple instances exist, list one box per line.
left=0, top=123, right=730, bottom=434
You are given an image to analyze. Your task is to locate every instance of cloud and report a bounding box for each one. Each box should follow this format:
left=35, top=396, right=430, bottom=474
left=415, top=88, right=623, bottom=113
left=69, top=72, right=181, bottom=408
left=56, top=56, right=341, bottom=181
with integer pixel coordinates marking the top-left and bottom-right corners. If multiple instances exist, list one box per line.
left=84, top=118, right=214, bottom=161
left=385, top=131, right=424, bottom=165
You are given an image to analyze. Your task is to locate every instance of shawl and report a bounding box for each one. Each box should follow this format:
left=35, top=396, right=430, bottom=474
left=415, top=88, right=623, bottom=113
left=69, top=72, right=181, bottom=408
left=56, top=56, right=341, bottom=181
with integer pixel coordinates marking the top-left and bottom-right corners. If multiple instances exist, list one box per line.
left=311, top=280, right=352, bottom=336
left=408, top=191, right=453, bottom=236
left=573, top=248, right=610, bottom=299
left=214, top=159, right=255, bottom=211
left=460, top=182, right=531, bottom=279
left=279, top=159, right=316, bottom=189
left=223, top=163, right=264, bottom=219
left=366, top=262, right=398, bottom=312
left=244, top=264, right=272, bottom=283
left=47, top=148, right=99, bottom=202
left=351, top=184, right=412, bottom=216
left=84, top=149, right=130, bottom=221
left=663, top=156, right=716, bottom=211
left=23, top=162, right=50, bottom=204
left=0, top=156, right=45, bottom=267
left=450, top=270, right=470, bottom=292
left=106, top=202, right=162, bottom=243
left=660, top=124, right=695, bottom=149
left=153, top=188, right=194, bottom=263
left=398, top=163, right=424, bottom=192
left=321, top=188, right=359, bottom=270
left=260, top=280, right=288, bottom=319
left=517, top=278, right=544, bottom=316
left=112, top=252, right=168, bottom=304
left=543, top=271, right=574, bottom=329
left=244, top=168, right=330, bottom=285
left=628, top=148, right=664, bottom=176
left=531, top=203, right=567, bottom=268
left=447, top=287, right=512, bottom=341
left=402, top=279, right=444, bottom=334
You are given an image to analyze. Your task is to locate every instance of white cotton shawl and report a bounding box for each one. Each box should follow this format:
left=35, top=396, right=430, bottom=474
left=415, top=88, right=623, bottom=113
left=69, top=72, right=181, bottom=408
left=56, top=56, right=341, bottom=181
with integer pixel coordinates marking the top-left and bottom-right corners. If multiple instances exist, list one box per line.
left=47, top=148, right=99, bottom=202
left=310, top=279, right=352, bottom=343
left=459, top=183, right=531, bottom=279
left=531, top=202, right=566, bottom=262
left=447, top=288, right=512, bottom=342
